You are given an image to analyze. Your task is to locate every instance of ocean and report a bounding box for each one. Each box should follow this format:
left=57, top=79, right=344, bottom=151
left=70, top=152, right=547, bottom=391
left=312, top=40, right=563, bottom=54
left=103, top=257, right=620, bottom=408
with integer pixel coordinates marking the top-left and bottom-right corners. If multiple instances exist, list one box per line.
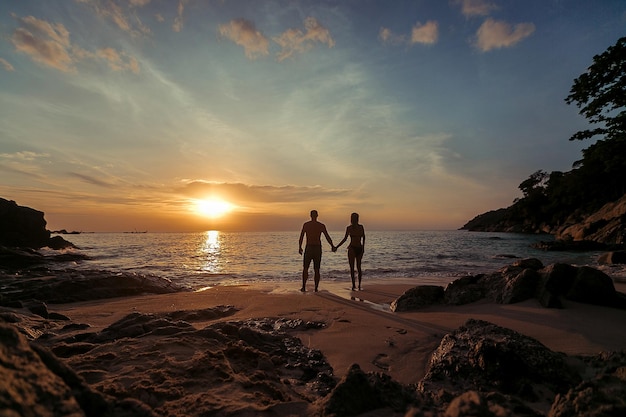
left=49, top=230, right=625, bottom=291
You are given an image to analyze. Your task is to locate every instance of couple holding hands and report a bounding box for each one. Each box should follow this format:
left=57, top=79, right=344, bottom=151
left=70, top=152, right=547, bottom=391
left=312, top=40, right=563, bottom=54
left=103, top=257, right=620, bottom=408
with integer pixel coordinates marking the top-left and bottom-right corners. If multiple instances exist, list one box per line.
left=298, top=210, right=365, bottom=292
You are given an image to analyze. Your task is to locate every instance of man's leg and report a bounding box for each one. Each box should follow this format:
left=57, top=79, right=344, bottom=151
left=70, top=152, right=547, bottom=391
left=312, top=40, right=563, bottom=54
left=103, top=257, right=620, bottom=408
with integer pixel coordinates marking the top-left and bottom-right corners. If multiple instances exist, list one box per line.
left=301, top=268, right=308, bottom=291
left=314, top=268, right=320, bottom=292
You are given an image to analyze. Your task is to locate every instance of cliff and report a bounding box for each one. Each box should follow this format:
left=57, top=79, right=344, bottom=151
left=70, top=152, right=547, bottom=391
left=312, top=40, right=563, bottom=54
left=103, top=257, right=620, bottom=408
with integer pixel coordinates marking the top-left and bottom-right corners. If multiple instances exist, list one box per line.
left=461, top=193, right=626, bottom=246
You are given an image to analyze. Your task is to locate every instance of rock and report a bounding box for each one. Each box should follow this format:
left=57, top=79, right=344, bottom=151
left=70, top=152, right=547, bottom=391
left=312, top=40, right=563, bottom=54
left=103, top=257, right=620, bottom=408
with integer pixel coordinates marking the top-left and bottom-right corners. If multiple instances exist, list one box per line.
left=0, top=323, right=157, bottom=417
left=418, top=319, right=581, bottom=405
left=392, top=260, right=626, bottom=312
left=566, top=266, right=617, bottom=306
left=555, top=194, right=626, bottom=245
left=500, top=268, right=541, bottom=304
left=25, top=300, right=49, bottom=319
left=0, top=197, right=75, bottom=251
left=512, top=258, right=544, bottom=270
left=390, top=285, right=444, bottom=312
left=549, top=351, right=626, bottom=417
left=0, top=270, right=187, bottom=305
left=444, top=274, right=487, bottom=305
left=442, top=390, right=543, bottom=417
left=321, top=363, right=419, bottom=417
left=598, top=250, right=626, bottom=264
left=535, top=263, right=578, bottom=308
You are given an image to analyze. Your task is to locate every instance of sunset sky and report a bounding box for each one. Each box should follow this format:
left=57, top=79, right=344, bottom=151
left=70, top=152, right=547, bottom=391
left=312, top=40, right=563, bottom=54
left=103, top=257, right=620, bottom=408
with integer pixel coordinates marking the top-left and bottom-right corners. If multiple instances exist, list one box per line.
left=1, top=1, right=625, bottom=232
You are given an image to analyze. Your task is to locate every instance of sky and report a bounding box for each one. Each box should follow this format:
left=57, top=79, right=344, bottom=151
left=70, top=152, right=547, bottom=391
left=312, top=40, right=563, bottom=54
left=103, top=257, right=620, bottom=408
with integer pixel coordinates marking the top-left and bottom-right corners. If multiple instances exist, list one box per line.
left=1, top=0, right=625, bottom=233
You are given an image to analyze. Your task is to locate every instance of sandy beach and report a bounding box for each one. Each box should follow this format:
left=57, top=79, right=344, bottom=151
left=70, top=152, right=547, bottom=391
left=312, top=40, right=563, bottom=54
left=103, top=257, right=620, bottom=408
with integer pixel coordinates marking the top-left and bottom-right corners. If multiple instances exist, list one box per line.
left=52, top=279, right=626, bottom=387
left=3, top=272, right=626, bottom=416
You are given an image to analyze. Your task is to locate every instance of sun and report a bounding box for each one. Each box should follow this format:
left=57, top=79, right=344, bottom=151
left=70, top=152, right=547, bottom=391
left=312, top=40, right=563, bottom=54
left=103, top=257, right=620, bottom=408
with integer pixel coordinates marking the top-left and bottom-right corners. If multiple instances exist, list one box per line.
left=193, top=198, right=234, bottom=218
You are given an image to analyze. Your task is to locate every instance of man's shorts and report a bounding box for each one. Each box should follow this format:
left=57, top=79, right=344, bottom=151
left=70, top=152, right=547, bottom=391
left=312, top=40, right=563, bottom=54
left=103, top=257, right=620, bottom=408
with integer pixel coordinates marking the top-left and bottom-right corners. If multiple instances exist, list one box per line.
left=303, top=244, right=322, bottom=270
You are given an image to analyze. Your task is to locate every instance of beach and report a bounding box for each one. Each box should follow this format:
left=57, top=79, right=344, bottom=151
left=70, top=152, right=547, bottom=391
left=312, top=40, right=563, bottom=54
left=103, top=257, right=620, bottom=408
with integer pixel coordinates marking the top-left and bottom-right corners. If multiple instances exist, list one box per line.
left=52, top=280, right=626, bottom=385
left=4, top=273, right=626, bottom=416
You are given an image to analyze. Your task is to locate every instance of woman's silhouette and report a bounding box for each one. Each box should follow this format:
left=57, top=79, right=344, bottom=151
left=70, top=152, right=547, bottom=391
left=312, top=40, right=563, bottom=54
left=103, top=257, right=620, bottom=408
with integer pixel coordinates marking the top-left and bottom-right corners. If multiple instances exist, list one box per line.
left=335, top=212, right=366, bottom=290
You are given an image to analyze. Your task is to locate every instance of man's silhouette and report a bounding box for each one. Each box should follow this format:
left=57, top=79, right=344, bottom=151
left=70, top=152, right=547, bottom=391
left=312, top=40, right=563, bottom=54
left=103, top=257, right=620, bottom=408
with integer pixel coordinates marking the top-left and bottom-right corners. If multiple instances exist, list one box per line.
left=299, top=210, right=334, bottom=292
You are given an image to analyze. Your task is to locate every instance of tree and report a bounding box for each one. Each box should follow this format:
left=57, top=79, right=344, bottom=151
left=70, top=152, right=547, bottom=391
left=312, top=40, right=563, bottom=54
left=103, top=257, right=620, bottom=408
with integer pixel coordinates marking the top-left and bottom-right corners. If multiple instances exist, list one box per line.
left=565, top=36, right=626, bottom=142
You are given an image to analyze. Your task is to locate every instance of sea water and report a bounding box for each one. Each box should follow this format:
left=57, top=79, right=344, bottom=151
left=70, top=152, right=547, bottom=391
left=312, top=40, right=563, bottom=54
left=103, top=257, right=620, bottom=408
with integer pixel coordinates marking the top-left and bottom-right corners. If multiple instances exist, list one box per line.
left=52, top=230, right=625, bottom=290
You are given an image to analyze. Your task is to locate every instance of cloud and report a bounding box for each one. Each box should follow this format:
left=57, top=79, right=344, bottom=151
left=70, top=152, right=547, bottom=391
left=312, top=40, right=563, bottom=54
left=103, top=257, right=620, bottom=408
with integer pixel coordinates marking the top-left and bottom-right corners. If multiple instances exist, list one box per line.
left=11, top=15, right=75, bottom=72
left=380, top=21, right=439, bottom=46
left=76, top=0, right=151, bottom=37
left=475, top=18, right=535, bottom=51
left=179, top=181, right=350, bottom=204
left=96, top=47, right=140, bottom=73
left=0, top=58, right=14, bottom=71
left=172, top=0, right=186, bottom=32
left=378, top=27, right=404, bottom=44
left=273, top=17, right=335, bottom=61
left=219, top=19, right=270, bottom=60
left=11, top=14, right=140, bottom=73
left=410, top=21, right=439, bottom=45
left=453, top=0, right=498, bottom=17
left=68, top=172, right=117, bottom=188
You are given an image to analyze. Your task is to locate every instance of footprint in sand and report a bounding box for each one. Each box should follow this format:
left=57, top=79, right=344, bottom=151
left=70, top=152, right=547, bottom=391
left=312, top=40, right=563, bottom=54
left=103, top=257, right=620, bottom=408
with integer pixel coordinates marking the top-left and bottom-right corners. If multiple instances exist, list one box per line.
left=373, top=353, right=390, bottom=370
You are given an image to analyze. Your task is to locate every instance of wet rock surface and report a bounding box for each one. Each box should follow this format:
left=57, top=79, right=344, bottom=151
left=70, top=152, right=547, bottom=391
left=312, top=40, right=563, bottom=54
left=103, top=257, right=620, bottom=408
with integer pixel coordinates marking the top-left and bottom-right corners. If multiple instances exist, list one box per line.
left=0, top=269, right=187, bottom=307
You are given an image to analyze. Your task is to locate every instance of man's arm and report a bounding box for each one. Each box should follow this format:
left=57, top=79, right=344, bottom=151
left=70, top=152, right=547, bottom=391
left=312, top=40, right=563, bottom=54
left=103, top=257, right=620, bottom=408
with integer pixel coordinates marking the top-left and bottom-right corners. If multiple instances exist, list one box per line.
left=323, top=227, right=334, bottom=248
left=299, top=228, right=305, bottom=254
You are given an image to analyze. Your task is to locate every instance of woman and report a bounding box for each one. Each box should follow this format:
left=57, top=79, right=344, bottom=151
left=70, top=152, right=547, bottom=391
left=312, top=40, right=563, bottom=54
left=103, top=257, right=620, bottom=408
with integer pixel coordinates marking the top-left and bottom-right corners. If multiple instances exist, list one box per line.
left=335, top=212, right=366, bottom=290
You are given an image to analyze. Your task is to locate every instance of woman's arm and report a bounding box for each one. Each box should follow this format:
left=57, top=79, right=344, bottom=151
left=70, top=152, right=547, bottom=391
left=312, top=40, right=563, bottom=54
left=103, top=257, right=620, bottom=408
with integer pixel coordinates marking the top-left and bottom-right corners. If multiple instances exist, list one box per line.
left=336, top=226, right=349, bottom=248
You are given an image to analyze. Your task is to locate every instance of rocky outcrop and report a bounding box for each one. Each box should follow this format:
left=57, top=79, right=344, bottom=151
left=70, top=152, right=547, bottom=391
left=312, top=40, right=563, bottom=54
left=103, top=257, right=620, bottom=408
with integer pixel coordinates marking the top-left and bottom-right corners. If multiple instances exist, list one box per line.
left=555, top=194, right=626, bottom=245
left=462, top=194, right=626, bottom=246
left=391, top=259, right=626, bottom=312
left=0, top=197, right=74, bottom=251
left=0, top=269, right=187, bottom=307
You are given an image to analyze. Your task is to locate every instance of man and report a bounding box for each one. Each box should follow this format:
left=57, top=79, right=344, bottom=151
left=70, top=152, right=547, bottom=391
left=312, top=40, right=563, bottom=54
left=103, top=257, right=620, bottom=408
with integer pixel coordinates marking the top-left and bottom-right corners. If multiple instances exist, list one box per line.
left=299, top=210, right=335, bottom=292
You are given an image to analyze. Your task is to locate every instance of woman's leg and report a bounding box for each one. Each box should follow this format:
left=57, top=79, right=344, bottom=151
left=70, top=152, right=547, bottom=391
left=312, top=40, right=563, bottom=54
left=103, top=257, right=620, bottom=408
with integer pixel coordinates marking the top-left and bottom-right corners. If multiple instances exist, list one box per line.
left=356, top=253, right=363, bottom=289
left=348, top=248, right=356, bottom=289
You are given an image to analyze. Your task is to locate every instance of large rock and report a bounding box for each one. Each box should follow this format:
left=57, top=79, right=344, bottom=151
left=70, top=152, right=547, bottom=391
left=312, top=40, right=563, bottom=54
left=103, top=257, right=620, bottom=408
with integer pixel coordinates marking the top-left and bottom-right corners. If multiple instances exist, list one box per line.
left=321, top=364, right=420, bottom=416
left=0, top=198, right=74, bottom=250
left=391, top=260, right=626, bottom=312
left=598, top=250, right=626, bottom=264
left=418, top=319, right=581, bottom=404
left=390, top=285, right=444, bottom=312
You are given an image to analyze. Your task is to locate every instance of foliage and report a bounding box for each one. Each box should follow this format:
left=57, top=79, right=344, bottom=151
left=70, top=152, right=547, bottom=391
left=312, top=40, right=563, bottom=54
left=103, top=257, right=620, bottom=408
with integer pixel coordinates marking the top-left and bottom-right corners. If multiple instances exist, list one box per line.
left=565, top=36, right=626, bottom=142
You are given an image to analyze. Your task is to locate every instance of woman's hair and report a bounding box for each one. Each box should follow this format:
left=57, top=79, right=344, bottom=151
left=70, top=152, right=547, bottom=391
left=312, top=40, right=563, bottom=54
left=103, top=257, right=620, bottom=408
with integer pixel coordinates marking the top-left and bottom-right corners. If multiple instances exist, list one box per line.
left=350, top=212, right=359, bottom=225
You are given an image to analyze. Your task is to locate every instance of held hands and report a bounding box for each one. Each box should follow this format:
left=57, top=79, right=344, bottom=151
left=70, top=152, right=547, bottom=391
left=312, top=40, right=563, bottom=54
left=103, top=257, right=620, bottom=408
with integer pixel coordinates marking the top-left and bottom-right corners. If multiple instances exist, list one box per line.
left=331, top=245, right=337, bottom=252
left=299, top=247, right=303, bottom=255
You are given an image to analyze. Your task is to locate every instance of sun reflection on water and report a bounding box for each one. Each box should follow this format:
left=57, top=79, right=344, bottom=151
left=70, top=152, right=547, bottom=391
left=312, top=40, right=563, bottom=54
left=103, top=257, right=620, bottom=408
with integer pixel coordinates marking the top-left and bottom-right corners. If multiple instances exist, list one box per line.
left=200, top=230, right=221, bottom=273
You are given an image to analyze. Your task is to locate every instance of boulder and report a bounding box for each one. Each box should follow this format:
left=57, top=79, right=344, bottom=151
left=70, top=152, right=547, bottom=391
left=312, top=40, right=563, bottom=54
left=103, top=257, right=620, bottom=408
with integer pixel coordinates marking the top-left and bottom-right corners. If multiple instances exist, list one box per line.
left=500, top=268, right=541, bottom=304
left=0, top=197, right=74, bottom=250
left=390, top=285, right=444, bottom=312
left=321, top=363, right=420, bottom=417
left=598, top=250, right=626, bottom=264
left=566, top=266, right=617, bottom=306
left=418, top=319, right=581, bottom=404
left=444, top=274, right=487, bottom=305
